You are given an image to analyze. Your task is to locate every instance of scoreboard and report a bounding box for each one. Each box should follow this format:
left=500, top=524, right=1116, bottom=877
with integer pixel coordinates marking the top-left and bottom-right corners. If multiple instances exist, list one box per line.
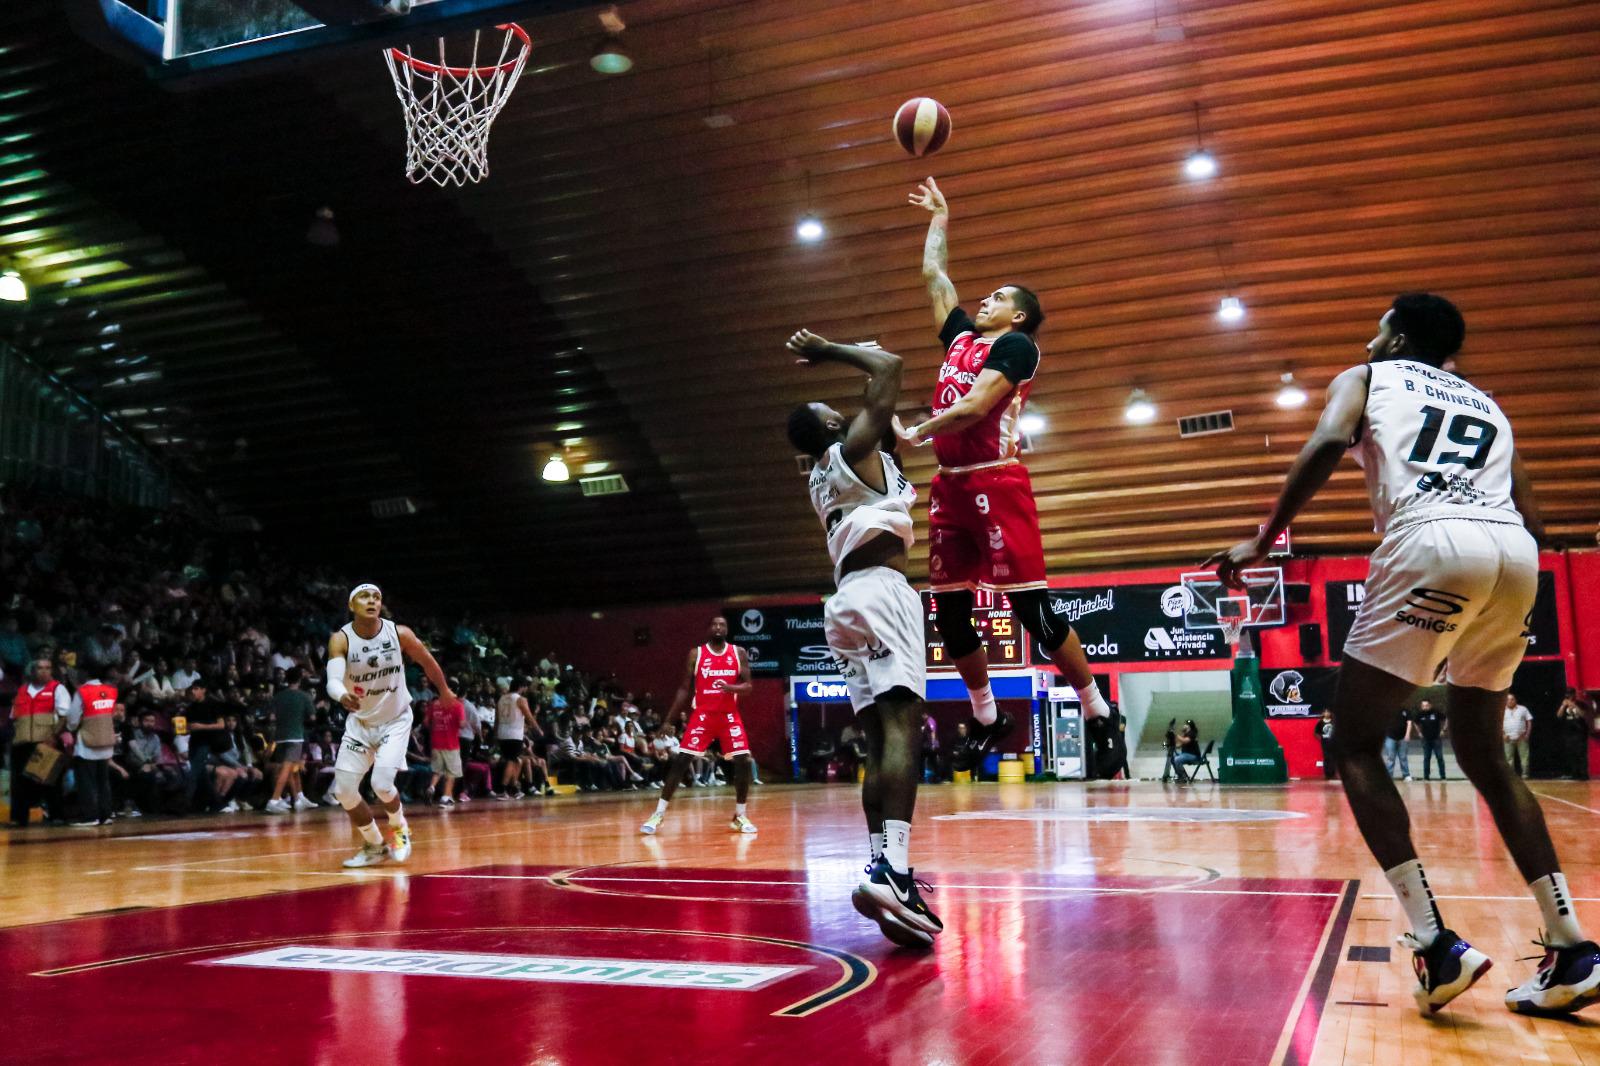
left=923, top=589, right=1028, bottom=670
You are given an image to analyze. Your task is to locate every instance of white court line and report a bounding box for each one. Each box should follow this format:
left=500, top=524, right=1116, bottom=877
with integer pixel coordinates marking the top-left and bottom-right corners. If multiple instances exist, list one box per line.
left=1361, top=892, right=1600, bottom=903
left=126, top=816, right=627, bottom=872
left=429, top=873, right=1341, bottom=898
left=1531, top=790, right=1600, bottom=817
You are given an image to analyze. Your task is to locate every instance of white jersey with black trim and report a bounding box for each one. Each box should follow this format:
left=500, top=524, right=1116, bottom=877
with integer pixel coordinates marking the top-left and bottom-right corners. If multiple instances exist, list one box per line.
left=1352, top=359, right=1521, bottom=537
left=807, top=442, right=916, bottom=585
left=340, top=618, right=411, bottom=729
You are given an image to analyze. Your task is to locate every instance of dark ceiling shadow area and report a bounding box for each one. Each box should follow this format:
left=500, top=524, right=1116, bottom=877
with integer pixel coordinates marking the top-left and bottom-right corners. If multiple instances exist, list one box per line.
left=18, top=7, right=718, bottom=608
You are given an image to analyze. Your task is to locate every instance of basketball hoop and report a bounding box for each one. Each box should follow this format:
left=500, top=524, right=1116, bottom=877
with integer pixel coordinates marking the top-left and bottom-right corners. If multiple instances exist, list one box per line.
left=1217, top=596, right=1248, bottom=653
left=384, top=24, right=531, bottom=186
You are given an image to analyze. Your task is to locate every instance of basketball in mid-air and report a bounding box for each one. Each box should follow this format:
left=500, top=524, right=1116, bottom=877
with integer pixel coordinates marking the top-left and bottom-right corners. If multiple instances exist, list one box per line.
left=893, top=97, right=952, bottom=157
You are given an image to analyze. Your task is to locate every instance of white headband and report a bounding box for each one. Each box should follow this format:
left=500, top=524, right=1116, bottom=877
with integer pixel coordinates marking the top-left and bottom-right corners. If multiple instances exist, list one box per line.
left=348, top=583, right=382, bottom=607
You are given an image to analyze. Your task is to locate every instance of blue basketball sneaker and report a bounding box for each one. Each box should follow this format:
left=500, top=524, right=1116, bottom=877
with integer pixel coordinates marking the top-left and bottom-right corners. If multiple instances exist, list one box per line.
left=1506, top=937, right=1600, bottom=1015
left=1400, top=929, right=1492, bottom=1014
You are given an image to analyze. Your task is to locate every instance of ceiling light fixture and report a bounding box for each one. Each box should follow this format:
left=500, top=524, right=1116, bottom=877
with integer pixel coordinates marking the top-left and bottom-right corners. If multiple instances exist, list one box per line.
left=796, top=215, right=825, bottom=242
left=1019, top=412, right=1046, bottom=435
left=541, top=455, right=570, bottom=482
left=1275, top=372, right=1307, bottom=409
left=590, top=5, right=632, bottom=74
left=1124, top=388, right=1157, bottom=425
left=1183, top=102, right=1216, bottom=180
left=1218, top=295, right=1245, bottom=323
left=0, top=270, right=26, bottom=302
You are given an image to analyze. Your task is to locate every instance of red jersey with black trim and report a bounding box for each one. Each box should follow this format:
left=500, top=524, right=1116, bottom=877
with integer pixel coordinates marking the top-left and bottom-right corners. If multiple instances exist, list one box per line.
left=930, top=307, right=1040, bottom=469
left=693, top=643, right=741, bottom=716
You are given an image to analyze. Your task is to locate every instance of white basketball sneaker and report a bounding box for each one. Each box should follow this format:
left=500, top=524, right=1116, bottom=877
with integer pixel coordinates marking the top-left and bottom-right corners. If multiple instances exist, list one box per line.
left=343, top=842, right=388, bottom=868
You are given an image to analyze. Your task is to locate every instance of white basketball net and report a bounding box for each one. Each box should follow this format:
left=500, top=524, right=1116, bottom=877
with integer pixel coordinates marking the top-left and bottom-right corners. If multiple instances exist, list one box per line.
left=384, top=25, right=530, bottom=187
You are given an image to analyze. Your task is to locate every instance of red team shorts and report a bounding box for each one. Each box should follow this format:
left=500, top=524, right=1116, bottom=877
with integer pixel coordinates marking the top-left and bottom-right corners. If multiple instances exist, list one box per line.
left=927, top=462, right=1048, bottom=593
left=679, top=705, right=752, bottom=757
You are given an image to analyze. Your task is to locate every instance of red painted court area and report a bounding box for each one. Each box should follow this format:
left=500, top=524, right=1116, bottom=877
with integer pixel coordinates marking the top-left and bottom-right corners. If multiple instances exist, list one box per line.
left=6, top=864, right=1352, bottom=1065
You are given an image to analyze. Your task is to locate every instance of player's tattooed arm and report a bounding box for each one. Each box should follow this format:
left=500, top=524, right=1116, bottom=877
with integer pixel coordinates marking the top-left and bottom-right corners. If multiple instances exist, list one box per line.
left=903, top=368, right=1013, bottom=443
left=911, top=177, right=957, bottom=326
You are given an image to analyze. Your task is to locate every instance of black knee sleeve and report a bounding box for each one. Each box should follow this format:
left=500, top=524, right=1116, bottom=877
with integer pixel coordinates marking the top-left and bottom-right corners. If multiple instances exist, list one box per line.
left=1008, top=589, right=1069, bottom=652
left=932, top=590, right=983, bottom=659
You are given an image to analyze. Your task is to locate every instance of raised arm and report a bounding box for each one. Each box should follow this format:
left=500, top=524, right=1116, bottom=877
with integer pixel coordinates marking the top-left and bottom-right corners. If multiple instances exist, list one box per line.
left=787, top=329, right=903, bottom=475
left=910, top=177, right=957, bottom=327
left=1205, top=365, right=1370, bottom=587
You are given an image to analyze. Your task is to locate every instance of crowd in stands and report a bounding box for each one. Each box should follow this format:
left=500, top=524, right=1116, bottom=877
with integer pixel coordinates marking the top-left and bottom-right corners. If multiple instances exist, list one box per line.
left=0, top=488, right=745, bottom=828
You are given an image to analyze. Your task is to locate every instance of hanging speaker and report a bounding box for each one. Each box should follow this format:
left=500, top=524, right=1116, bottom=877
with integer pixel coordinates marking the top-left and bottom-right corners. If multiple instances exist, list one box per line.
left=1299, top=622, right=1323, bottom=660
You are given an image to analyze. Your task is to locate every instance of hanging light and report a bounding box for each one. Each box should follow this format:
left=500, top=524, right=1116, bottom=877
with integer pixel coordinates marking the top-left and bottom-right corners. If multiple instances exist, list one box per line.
left=1275, top=372, right=1307, bottom=409
left=541, top=455, right=570, bottom=482
left=590, top=36, right=633, bottom=74
left=1217, top=295, right=1245, bottom=323
left=1183, top=151, right=1217, bottom=179
left=1019, top=412, right=1046, bottom=435
left=795, top=214, right=825, bottom=242
left=590, top=8, right=632, bottom=75
left=0, top=270, right=26, bottom=302
left=1124, top=388, right=1156, bottom=425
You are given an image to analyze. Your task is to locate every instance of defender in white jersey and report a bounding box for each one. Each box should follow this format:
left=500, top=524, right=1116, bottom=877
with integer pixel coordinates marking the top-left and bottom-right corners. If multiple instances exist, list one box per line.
left=326, top=584, right=456, bottom=868
left=786, top=328, right=941, bottom=949
left=1208, top=294, right=1596, bottom=1018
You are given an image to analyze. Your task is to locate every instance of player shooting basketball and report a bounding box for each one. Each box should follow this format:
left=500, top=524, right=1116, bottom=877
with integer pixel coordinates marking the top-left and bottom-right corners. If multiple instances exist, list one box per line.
left=900, top=176, right=1111, bottom=743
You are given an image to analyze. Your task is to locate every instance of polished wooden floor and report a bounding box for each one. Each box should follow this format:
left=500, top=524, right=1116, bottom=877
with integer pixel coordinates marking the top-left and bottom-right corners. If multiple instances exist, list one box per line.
left=4, top=779, right=1598, bottom=1065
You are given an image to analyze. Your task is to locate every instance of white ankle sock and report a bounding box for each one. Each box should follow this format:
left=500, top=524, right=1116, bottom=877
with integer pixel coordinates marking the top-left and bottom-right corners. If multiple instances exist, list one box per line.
left=358, top=821, right=383, bottom=846
left=386, top=807, right=406, bottom=829
left=1076, top=683, right=1110, bottom=719
left=968, top=684, right=997, bottom=725
left=869, top=831, right=884, bottom=862
left=735, top=803, right=747, bottom=817
left=1385, top=858, right=1443, bottom=948
left=1531, top=872, right=1585, bottom=948
left=654, top=798, right=669, bottom=816
left=884, top=819, right=911, bottom=875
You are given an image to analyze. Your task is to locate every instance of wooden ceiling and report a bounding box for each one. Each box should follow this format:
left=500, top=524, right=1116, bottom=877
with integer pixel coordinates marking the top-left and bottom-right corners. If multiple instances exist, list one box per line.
left=4, top=0, right=1597, bottom=605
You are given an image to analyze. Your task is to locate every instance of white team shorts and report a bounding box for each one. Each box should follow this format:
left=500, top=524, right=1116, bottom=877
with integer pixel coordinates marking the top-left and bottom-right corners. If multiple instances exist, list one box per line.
left=1343, top=517, right=1537, bottom=690
left=335, top=711, right=414, bottom=775
left=823, top=566, right=927, bottom=713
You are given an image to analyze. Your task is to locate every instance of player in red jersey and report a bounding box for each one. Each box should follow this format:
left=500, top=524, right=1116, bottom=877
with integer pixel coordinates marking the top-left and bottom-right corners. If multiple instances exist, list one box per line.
left=900, top=176, right=1111, bottom=743
left=640, top=616, right=757, bottom=835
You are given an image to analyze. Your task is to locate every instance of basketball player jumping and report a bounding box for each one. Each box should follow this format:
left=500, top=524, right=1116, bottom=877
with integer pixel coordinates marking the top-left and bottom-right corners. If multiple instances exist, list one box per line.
left=640, top=616, right=757, bottom=835
left=904, top=177, right=1110, bottom=743
left=786, top=327, right=942, bottom=948
left=327, top=584, right=456, bottom=868
left=1207, top=294, right=1598, bottom=1016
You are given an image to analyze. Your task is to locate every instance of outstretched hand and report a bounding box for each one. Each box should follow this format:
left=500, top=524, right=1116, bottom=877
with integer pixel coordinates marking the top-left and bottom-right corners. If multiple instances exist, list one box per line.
left=787, top=328, right=831, bottom=365
left=908, top=176, right=947, bottom=215
left=1202, top=536, right=1270, bottom=590
left=892, top=414, right=928, bottom=447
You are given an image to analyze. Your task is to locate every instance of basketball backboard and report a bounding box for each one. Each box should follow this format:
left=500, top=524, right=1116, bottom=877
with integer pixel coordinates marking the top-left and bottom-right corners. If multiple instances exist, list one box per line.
left=70, top=0, right=591, bottom=85
left=1177, top=566, right=1286, bottom=631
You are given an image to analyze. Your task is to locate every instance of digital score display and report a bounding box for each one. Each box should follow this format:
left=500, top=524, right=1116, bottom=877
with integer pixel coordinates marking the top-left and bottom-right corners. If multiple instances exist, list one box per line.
left=923, top=589, right=1028, bottom=670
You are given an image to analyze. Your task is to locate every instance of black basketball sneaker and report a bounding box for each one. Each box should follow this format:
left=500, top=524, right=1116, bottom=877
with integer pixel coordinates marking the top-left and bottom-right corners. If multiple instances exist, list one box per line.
left=1505, top=937, right=1600, bottom=1015
left=853, top=856, right=943, bottom=948
left=1401, top=928, right=1492, bottom=1014
left=967, top=711, right=1014, bottom=758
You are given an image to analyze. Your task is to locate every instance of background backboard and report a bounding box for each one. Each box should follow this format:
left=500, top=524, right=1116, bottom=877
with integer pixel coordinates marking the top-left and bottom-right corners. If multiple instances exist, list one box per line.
left=1178, top=567, right=1286, bottom=631
left=71, top=0, right=592, bottom=84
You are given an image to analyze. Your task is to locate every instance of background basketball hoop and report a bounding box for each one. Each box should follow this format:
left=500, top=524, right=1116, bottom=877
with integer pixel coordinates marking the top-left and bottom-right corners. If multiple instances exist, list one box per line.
left=384, top=23, right=530, bottom=186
